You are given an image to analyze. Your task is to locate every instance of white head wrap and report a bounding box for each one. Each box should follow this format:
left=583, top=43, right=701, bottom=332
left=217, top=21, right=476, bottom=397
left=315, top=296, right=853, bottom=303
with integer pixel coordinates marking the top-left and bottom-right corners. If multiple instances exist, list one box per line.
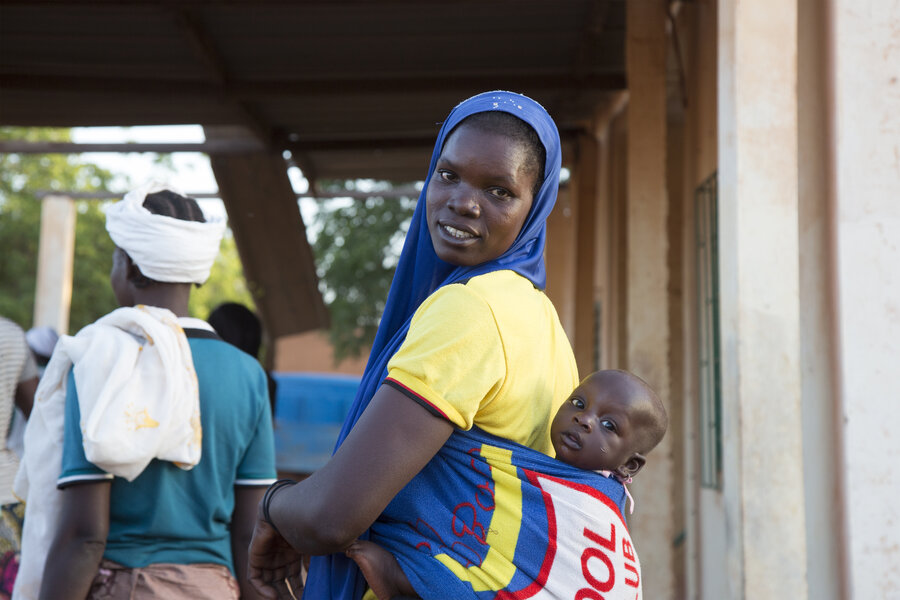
left=25, top=326, right=59, bottom=359
left=105, top=181, right=226, bottom=284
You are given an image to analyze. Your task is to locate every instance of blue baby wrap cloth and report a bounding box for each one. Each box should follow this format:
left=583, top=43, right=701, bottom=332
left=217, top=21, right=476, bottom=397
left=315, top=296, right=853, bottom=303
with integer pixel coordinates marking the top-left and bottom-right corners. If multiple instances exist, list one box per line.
left=369, top=427, right=643, bottom=600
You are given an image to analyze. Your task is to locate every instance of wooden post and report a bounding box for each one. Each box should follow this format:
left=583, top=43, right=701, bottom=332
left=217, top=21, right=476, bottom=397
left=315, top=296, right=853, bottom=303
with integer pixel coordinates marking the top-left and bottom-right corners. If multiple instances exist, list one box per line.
left=33, top=194, right=76, bottom=334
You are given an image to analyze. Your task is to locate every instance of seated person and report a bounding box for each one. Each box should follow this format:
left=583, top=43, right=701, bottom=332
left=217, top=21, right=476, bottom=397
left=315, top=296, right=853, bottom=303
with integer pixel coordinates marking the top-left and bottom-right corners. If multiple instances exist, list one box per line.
left=345, top=369, right=667, bottom=600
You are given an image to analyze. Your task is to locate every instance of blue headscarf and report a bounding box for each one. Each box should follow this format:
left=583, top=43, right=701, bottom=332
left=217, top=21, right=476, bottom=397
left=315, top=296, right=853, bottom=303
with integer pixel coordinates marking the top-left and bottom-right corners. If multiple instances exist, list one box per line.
left=303, top=90, right=562, bottom=599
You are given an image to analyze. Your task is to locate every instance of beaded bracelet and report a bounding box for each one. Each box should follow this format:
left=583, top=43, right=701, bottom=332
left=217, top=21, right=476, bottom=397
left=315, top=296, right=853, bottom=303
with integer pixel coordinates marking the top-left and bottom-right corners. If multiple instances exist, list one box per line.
left=262, top=478, right=297, bottom=535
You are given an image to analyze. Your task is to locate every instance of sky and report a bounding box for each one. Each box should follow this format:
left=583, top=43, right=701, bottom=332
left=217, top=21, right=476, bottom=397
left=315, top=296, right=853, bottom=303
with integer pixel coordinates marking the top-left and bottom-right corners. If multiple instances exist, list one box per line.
left=66, top=124, right=431, bottom=252
left=69, top=124, right=569, bottom=229
left=70, top=124, right=311, bottom=222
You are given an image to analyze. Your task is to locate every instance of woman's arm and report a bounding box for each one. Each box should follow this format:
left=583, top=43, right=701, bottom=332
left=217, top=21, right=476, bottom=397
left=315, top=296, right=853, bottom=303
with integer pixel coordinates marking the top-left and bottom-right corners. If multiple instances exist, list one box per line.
left=233, top=486, right=268, bottom=599
left=14, top=375, right=38, bottom=418
left=40, top=481, right=111, bottom=600
left=269, top=383, right=454, bottom=552
left=247, top=383, right=454, bottom=597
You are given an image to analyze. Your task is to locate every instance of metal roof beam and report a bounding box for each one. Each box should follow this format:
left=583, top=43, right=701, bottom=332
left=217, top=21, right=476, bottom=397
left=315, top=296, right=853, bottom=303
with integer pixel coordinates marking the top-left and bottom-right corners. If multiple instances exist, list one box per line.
left=0, top=72, right=626, bottom=98
left=0, top=125, right=589, bottom=155
left=30, top=187, right=422, bottom=201
left=170, top=7, right=275, bottom=147
left=0, top=140, right=265, bottom=154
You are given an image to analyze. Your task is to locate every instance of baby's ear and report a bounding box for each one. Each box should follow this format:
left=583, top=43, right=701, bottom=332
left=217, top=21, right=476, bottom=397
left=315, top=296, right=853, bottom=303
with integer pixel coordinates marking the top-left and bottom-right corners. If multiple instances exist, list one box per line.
left=615, top=453, right=646, bottom=480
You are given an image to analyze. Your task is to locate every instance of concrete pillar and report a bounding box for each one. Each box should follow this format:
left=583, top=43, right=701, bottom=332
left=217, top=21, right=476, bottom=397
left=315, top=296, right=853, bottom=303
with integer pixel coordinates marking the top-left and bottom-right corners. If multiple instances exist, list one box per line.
left=678, top=12, right=703, bottom=593
left=665, top=112, right=686, bottom=599
left=718, top=0, right=808, bottom=597
left=545, top=180, right=576, bottom=338
left=678, top=3, right=724, bottom=598
left=33, top=194, right=76, bottom=334
left=592, top=133, right=613, bottom=371
left=797, top=0, right=844, bottom=597
left=608, top=113, right=629, bottom=369
left=625, top=1, right=674, bottom=597
left=831, top=0, right=900, bottom=595
left=589, top=93, right=627, bottom=372
left=573, top=133, right=599, bottom=375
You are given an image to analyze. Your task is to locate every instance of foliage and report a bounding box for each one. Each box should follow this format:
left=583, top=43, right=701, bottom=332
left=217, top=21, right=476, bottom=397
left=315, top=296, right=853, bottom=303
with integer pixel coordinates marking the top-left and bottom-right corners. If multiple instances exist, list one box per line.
left=0, top=127, right=118, bottom=332
left=0, top=127, right=254, bottom=334
left=311, top=181, right=417, bottom=361
left=1, top=127, right=405, bottom=361
left=71, top=200, right=119, bottom=332
left=188, top=230, right=255, bottom=321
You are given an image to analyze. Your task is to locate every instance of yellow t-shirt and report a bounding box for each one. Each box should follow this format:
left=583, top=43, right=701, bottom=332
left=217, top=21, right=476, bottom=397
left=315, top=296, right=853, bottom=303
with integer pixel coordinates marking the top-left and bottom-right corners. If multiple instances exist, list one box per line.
left=386, top=270, right=578, bottom=456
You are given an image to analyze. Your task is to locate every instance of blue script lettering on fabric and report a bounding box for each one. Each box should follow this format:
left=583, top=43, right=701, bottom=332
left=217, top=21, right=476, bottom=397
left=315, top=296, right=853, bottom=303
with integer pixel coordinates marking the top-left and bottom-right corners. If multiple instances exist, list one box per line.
left=369, top=427, right=642, bottom=600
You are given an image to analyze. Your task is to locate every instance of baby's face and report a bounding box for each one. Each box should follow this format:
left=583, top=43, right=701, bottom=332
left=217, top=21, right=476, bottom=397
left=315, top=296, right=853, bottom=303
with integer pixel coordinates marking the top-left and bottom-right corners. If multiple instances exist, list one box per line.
left=550, top=374, right=649, bottom=472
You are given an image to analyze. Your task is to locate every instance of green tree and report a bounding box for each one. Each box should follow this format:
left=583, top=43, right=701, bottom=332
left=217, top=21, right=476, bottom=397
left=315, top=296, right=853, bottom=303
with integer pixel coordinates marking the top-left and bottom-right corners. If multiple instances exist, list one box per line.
left=188, top=230, right=255, bottom=320
left=0, top=127, right=118, bottom=332
left=0, top=128, right=254, bottom=333
left=310, top=181, right=417, bottom=361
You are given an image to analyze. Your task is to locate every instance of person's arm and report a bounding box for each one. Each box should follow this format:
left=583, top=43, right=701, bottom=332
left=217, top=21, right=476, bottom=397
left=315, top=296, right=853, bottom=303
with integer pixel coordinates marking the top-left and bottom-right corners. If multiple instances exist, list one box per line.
left=233, top=485, right=268, bottom=599
left=15, top=342, right=39, bottom=418
left=248, top=383, right=454, bottom=597
left=40, top=481, right=111, bottom=600
left=14, top=375, right=38, bottom=418
left=271, top=383, right=453, bottom=551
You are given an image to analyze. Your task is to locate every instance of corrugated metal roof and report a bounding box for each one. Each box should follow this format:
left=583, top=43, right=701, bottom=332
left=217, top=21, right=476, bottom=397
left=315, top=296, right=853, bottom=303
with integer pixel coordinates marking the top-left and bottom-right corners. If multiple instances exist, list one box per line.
left=0, top=0, right=626, bottom=338
left=0, top=0, right=625, bottom=180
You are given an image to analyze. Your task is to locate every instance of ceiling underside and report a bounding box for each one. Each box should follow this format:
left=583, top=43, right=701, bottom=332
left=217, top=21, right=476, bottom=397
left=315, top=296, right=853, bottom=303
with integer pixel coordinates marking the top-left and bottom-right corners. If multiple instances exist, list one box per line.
left=0, top=0, right=627, bottom=339
left=0, top=0, right=626, bottom=182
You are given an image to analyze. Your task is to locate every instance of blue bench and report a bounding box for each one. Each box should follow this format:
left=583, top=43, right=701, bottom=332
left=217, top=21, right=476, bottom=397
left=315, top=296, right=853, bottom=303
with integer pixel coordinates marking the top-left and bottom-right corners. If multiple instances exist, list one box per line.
left=271, top=372, right=360, bottom=476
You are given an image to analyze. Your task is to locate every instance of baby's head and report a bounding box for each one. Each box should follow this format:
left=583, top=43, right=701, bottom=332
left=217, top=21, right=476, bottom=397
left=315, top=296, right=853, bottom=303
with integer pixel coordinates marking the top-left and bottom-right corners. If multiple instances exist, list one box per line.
left=550, top=369, right=667, bottom=480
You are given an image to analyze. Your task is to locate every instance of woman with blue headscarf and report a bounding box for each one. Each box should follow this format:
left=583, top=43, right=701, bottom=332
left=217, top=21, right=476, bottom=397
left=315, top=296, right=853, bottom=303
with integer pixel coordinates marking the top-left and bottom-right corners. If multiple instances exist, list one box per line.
left=248, top=91, right=579, bottom=599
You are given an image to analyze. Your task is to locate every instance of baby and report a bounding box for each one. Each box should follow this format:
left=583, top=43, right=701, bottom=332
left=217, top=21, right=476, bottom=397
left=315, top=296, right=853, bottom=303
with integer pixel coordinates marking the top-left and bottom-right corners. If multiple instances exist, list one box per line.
left=346, top=369, right=668, bottom=600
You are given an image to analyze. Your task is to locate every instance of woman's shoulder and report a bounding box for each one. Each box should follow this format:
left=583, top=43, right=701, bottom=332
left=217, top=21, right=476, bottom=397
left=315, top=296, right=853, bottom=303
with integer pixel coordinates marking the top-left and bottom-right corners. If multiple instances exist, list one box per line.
left=447, top=270, right=544, bottom=304
left=416, top=270, right=544, bottom=318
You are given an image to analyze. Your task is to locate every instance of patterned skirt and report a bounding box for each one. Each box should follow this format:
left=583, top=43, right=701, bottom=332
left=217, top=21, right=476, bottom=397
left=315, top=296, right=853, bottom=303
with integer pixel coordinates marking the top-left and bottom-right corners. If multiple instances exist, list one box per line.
left=0, top=502, right=25, bottom=600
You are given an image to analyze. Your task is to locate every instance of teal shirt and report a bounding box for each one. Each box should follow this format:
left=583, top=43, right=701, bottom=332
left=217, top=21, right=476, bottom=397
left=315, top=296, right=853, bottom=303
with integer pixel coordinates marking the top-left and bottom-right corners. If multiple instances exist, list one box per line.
left=59, top=328, right=277, bottom=573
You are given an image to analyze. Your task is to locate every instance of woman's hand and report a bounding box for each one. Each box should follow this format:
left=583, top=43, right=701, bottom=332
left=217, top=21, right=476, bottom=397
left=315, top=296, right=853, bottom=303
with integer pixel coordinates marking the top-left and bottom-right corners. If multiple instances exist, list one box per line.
left=264, top=385, right=455, bottom=554
left=247, top=515, right=304, bottom=600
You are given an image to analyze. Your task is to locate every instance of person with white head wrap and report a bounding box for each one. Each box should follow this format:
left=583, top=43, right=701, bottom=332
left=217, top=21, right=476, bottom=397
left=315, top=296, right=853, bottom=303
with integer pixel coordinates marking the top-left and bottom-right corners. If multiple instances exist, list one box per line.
left=14, top=184, right=276, bottom=600
left=105, top=181, right=226, bottom=285
left=24, top=326, right=59, bottom=368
